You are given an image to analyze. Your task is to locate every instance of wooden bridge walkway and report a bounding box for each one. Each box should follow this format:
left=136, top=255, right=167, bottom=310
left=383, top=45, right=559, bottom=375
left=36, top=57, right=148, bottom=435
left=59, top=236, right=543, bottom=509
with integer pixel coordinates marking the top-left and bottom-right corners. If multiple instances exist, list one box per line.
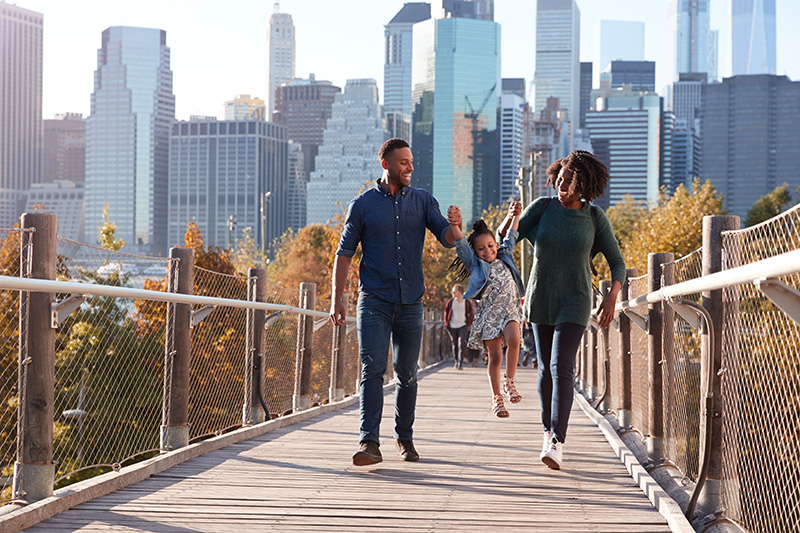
left=22, top=364, right=686, bottom=532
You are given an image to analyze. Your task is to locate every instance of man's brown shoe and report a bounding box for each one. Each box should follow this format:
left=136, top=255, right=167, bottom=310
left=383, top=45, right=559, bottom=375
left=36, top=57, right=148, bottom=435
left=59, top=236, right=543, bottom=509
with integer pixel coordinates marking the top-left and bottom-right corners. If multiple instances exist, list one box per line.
left=396, top=439, right=420, bottom=462
left=352, top=441, right=382, bottom=466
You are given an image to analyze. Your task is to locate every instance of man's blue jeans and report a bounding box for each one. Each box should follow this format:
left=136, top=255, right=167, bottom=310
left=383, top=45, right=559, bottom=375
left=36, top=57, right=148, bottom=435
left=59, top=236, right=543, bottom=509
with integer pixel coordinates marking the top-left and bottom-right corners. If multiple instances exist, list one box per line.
left=357, top=293, right=423, bottom=445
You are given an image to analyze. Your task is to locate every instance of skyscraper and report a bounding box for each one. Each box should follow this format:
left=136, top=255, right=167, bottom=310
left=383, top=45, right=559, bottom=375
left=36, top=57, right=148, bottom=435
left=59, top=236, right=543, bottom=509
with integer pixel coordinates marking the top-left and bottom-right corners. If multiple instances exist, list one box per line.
left=266, top=3, right=295, bottom=118
left=86, top=26, right=175, bottom=254
left=223, top=94, right=266, bottom=121
left=306, top=79, right=389, bottom=225
left=499, top=89, right=525, bottom=203
left=411, top=5, right=501, bottom=223
left=585, top=93, right=662, bottom=206
left=672, top=72, right=706, bottom=128
left=0, top=2, right=42, bottom=228
left=732, top=0, right=776, bottom=75
left=384, top=3, right=431, bottom=118
left=168, top=119, right=288, bottom=251
left=594, top=20, right=644, bottom=87
left=702, top=75, right=800, bottom=219
left=533, top=0, right=580, bottom=140
left=43, top=113, right=85, bottom=184
left=668, top=0, right=718, bottom=82
left=579, top=62, right=593, bottom=129
left=603, top=61, right=656, bottom=92
left=274, top=75, right=341, bottom=228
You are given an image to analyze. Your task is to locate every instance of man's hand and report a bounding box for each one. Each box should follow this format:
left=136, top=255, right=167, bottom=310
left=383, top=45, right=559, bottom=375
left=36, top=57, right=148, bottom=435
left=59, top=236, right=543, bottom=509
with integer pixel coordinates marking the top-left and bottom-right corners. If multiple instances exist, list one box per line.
left=330, top=300, right=347, bottom=326
left=447, top=205, right=462, bottom=228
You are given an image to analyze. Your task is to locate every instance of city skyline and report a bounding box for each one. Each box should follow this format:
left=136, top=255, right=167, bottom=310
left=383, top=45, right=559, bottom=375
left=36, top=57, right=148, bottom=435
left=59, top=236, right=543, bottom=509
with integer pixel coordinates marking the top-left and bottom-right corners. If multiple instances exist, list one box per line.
left=17, top=0, right=800, bottom=121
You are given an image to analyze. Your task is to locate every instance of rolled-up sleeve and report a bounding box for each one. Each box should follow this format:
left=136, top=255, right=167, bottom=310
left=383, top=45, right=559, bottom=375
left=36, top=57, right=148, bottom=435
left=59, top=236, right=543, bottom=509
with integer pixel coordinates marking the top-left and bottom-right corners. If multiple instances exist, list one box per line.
left=336, top=199, right=361, bottom=257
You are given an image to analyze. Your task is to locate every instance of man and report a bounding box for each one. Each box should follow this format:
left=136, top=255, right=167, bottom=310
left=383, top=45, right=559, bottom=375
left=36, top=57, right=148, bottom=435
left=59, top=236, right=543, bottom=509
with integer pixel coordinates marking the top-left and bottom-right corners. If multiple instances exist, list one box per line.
left=444, top=284, right=474, bottom=370
left=330, top=138, right=460, bottom=466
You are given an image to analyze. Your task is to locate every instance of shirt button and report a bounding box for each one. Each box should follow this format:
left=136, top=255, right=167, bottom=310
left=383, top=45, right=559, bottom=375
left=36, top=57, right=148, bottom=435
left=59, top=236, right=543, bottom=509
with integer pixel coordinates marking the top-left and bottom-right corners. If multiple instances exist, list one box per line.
left=397, top=246, right=400, bottom=250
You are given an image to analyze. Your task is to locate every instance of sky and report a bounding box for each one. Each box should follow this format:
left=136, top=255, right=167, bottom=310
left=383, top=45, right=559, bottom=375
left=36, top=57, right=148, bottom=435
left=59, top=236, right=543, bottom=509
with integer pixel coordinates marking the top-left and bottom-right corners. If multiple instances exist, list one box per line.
left=14, top=0, right=800, bottom=121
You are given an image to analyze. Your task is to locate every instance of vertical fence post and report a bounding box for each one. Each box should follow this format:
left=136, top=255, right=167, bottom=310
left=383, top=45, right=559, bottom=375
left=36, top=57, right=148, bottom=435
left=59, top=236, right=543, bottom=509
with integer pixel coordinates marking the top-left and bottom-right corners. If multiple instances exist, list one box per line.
left=244, top=267, right=268, bottom=425
left=293, top=282, right=315, bottom=411
left=598, top=280, right=611, bottom=412
left=587, top=301, right=598, bottom=401
left=646, top=252, right=672, bottom=465
left=329, top=293, right=348, bottom=402
left=161, top=247, right=194, bottom=451
left=618, top=268, right=637, bottom=429
left=419, top=308, right=429, bottom=369
left=697, top=215, right=740, bottom=515
left=14, top=212, right=57, bottom=502
left=578, top=332, right=587, bottom=392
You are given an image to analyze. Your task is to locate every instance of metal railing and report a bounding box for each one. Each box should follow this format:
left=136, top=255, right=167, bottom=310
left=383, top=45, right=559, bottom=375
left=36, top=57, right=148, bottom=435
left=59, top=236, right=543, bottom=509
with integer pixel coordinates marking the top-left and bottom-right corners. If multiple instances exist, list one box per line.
left=578, top=204, right=800, bottom=532
left=0, top=212, right=448, bottom=506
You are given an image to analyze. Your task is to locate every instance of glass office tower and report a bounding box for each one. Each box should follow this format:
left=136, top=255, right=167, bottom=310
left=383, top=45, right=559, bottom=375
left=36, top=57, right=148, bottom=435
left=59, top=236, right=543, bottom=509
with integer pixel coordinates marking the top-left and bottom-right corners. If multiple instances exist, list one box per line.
left=411, top=16, right=501, bottom=223
left=86, top=26, right=175, bottom=254
left=732, top=0, right=776, bottom=75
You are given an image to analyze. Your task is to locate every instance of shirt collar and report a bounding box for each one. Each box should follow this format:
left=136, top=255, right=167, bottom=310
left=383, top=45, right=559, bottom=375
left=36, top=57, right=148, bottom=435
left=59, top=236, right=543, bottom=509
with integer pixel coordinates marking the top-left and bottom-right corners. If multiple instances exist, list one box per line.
left=375, top=179, right=407, bottom=197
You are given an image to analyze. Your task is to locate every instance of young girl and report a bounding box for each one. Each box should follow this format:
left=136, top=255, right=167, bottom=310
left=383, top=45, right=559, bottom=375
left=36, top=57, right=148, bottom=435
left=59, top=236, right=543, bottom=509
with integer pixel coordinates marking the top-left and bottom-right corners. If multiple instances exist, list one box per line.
left=447, top=202, right=525, bottom=418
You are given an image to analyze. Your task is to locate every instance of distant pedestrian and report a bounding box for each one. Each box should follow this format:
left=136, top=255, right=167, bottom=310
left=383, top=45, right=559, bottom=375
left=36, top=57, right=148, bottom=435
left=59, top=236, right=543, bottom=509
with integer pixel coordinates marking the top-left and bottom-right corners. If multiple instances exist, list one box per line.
left=517, top=150, right=625, bottom=470
left=330, top=138, right=460, bottom=466
left=444, top=284, right=474, bottom=370
left=447, top=202, right=525, bottom=418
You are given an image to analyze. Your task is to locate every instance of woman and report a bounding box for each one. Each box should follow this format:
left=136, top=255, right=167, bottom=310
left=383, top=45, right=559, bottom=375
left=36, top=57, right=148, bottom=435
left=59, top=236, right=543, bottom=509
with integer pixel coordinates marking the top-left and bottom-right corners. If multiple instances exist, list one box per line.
left=516, top=150, right=625, bottom=470
left=444, top=284, right=474, bottom=370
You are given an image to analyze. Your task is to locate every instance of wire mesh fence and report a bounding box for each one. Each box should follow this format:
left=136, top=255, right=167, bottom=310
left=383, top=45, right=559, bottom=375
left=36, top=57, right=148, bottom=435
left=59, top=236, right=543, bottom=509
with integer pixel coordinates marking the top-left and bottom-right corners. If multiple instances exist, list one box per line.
left=311, top=296, right=334, bottom=405
left=719, top=205, right=800, bottom=533
left=54, top=238, right=172, bottom=482
left=627, top=274, right=650, bottom=436
left=661, top=248, right=704, bottom=483
left=189, top=267, right=251, bottom=440
left=0, top=229, right=31, bottom=503
left=263, top=281, right=301, bottom=418
left=51, top=240, right=172, bottom=488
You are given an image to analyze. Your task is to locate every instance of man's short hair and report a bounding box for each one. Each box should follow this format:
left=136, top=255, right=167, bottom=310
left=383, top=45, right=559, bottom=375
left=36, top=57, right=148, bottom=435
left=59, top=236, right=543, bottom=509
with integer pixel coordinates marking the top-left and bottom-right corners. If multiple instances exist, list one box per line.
left=379, top=138, right=410, bottom=161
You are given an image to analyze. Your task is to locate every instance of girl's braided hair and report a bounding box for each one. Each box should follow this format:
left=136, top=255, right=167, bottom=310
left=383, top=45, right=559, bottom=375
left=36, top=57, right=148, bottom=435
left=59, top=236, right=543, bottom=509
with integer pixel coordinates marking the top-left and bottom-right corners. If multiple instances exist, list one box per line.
left=546, top=150, right=609, bottom=202
left=447, top=219, right=495, bottom=282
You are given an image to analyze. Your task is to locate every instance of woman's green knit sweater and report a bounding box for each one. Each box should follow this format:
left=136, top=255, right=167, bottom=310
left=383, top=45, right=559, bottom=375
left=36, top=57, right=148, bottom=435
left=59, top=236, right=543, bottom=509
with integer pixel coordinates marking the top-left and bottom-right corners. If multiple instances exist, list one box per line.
left=518, top=197, right=626, bottom=327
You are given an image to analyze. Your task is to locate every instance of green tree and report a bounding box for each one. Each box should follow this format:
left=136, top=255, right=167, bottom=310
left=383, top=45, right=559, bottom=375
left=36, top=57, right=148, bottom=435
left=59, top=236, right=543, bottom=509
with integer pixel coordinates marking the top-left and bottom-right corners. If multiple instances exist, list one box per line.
left=744, top=183, right=794, bottom=227
left=97, top=202, right=125, bottom=251
left=231, top=226, right=268, bottom=274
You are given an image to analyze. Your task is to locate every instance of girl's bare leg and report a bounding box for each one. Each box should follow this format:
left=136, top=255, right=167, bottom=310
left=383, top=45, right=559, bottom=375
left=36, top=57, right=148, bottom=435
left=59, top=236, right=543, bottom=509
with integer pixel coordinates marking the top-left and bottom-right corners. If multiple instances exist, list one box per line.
left=483, top=337, right=504, bottom=396
left=503, top=320, right=521, bottom=379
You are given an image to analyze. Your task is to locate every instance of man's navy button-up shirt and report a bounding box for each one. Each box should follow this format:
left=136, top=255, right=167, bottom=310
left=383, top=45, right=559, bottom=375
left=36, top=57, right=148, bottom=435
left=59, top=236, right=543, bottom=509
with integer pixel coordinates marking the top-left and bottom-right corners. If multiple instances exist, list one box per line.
left=336, top=180, right=453, bottom=305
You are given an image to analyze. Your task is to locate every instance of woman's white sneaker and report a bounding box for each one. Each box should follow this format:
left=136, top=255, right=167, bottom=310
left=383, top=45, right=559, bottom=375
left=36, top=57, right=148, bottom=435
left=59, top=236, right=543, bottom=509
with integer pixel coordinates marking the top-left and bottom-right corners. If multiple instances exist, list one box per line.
left=539, top=430, right=551, bottom=460
left=541, top=436, right=562, bottom=470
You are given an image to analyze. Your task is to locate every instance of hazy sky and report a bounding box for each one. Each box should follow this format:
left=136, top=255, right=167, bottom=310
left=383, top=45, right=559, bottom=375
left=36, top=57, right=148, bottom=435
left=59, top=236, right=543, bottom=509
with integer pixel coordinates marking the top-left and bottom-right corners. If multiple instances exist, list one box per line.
left=17, top=0, right=800, bottom=120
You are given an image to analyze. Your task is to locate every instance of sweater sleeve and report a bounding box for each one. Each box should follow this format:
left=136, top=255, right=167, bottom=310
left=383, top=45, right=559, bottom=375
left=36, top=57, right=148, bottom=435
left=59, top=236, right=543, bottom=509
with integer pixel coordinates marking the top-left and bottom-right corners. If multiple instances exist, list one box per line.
left=517, top=197, right=549, bottom=243
left=594, top=207, right=626, bottom=285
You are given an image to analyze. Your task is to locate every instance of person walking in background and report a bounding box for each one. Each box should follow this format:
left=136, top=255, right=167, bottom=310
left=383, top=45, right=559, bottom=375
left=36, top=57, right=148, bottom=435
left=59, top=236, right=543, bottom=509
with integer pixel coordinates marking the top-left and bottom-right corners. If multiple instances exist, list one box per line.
left=444, top=284, right=474, bottom=370
left=447, top=202, right=525, bottom=418
left=330, top=138, right=461, bottom=466
left=516, top=150, right=626, bottom=470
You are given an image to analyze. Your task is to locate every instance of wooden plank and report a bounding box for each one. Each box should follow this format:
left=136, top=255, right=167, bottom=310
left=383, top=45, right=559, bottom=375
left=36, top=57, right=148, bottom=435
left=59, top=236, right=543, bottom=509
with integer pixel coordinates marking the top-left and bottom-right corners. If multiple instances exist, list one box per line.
left=25, top=366, right=672, bottom=532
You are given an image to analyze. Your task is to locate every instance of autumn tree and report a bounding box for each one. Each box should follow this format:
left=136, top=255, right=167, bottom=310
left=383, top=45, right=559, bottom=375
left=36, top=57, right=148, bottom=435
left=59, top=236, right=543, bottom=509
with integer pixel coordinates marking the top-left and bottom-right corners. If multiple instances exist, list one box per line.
left=231, top=226, right=268, bottom=274
left=744, top=183, right=795, bottom=227
left=267, top=224, right=342, bottom=300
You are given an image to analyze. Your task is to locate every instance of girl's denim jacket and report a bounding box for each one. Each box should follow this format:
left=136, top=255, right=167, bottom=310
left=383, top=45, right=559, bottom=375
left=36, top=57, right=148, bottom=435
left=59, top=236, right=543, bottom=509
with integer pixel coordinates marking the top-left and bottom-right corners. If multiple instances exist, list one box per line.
left=455, top=228, right=525, bottom=300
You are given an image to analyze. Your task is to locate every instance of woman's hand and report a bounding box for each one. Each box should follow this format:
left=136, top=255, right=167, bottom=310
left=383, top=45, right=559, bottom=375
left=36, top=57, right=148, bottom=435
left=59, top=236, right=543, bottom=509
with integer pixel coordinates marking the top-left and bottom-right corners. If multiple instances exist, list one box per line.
left=596, top=281, right=622, bottom=329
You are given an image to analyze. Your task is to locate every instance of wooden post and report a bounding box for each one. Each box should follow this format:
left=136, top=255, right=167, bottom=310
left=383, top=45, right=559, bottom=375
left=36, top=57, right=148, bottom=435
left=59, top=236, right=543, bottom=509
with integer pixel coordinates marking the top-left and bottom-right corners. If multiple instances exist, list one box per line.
left=618, top=268, right=637, bottom=429
left=293, top=283, right=315, bottom=411
left=599, top=280, right=611, bottom=412
left=646, top=252, right=672, bottom=464
left=244, top=268, right=268, bottom=424
left=587, top=292, right=598, bottom=401
left=697, top=215, right=740, bottom=515
left=14, top=212, right=57, bottom=502
left=329, top=293, right=348, bottom=402
left=161, top=247, right=194, bottom=451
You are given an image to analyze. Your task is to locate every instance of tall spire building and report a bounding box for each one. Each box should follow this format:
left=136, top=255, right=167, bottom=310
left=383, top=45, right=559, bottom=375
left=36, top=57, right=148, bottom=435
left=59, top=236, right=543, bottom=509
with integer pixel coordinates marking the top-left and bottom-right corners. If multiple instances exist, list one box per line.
left=86, top=26, right=175, bottom=254
left=667, top=0, right=719, bottom=82
left=266, top=3, right=295, bottom=118
left=732, top=0, right=776, bottom=75
left=0, top=2, right=43, bottom=228
left=533, top=0, right=579, bottom=150
left=384, top=3, right=431, bottom=118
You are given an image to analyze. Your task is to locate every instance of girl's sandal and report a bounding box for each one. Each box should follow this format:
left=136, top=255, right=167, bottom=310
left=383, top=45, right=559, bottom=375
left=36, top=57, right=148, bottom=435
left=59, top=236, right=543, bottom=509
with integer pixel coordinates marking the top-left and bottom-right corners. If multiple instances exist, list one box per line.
left=503, top=373, right=522, bottom=403
left=492, top=394, right=510, bottom=418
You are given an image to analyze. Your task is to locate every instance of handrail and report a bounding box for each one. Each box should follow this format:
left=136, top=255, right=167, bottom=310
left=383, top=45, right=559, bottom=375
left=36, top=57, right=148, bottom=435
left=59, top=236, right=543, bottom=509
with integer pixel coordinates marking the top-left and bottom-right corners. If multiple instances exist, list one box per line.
left=617, top=248, right=800, bottom=311
left=0, top=274, right=352, bottom=322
